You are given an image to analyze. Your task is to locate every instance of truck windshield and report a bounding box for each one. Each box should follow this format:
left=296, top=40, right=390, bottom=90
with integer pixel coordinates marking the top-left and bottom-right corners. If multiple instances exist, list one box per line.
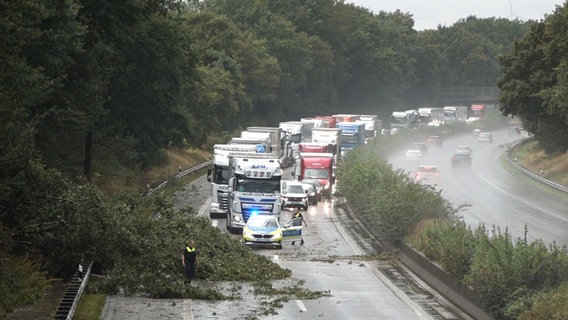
left=304, top=168, right=329, bottom=179
left=235, top=175, right=281, bottom=193
left=212, top=165, right=230, bottom=184
left=288, top=134, right=302, bottom=144
left=391, top=116, right=408, bottom=124
left=342, top=135, right=360, bottom=144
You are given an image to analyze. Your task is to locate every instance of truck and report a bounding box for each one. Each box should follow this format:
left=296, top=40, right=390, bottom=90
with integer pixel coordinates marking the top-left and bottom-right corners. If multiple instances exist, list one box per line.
left=391, top=110, right=417, bottom=130
left=417, top=108, right=433, bottom=126
left=332, top=114, right=360, bottom=123
left=356, top=115, right=382, bottom=141
left=279, top=121, right=313, bottom=144
left=226, top=153, right=282, bottom=233
left=469, top=104, right=487, bottom=120
left=311, top=127, right=342, bottom=160
left=315, top=115, right=336, bottom=128
left=300, top=117, right=324, bottom=129
left=207, top=145, right=260, bottom=218
left=296, top=152, right=335, bottom=197
left=443, top=106, right=468, bottom=122
left=336, top=121, right=365, bottom=154
left=229, top=136, right=271, bottom=154
left=430, top=107, right=444, bottom=126
left=245, top=126, right=291, bottom=167
left=298, top=142, right=334, bottom=153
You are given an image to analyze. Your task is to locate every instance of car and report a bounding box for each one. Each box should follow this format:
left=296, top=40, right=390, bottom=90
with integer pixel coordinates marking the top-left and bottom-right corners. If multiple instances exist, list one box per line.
left=242, top=215, right=304, bottom=249
left=508, top=126, right=521, bottom=136
left=404, top=149, right=424, bottom=161
left=451, top=151, right=472, bottom=167
left=477, top=132, right=493, bottom=142
left=281, top=180, right=308, bottom=211
left=471, top=128, right=481, bottom=137
left=414, top=165, right=441, bottom=185
left=456, top=145, right=472, bottom=156
left=301, top=180, right=321, bottom=205
left=242, top=215, right=283, bottom=248
left=411, top=142, right=428, bottom=155
left=426, top=135, right=443, bottom=146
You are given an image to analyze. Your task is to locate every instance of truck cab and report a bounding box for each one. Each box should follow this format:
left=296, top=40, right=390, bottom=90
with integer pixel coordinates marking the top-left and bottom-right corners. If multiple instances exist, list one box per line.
left=207, top=145, right=260, bottom=218
left=296, top=152, right=335, bottom=197
left=227, top=155, right=282, bottom=233
left=336, top=122, right=365, bottom=154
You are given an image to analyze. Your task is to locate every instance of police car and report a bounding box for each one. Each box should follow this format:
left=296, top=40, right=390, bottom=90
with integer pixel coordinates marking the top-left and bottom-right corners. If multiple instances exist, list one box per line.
left=242, top=215, right=303, bottom=249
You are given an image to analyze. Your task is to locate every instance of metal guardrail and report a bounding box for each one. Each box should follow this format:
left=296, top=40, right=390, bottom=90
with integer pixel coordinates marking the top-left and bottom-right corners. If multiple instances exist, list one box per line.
left=54, top=262, right=93, bottom=320
left=147, top=160, right=213, bottom=195
left=506, top=137, right=568, bottom=193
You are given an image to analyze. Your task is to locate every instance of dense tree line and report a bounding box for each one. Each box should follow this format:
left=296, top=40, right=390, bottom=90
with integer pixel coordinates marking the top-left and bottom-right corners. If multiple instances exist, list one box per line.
left=2, top=0, right=533, bottom=175
left=2, top=0, right=565, bottom=316
left=499, top=3, right=568, bottom=154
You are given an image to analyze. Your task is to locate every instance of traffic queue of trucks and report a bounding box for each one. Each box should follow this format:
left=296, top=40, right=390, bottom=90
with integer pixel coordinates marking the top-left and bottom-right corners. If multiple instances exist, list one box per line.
left=208, top=113, right=380, bottom=233
left=390, top=104, right=488, bottom=130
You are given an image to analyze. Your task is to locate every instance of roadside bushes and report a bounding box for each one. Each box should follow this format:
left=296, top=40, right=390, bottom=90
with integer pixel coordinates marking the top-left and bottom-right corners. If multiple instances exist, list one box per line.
left=410, top=222, right=568, bottom=319
left=339, top=141, right=568, bottom=319
left=336, top=144, right=457, bottom=241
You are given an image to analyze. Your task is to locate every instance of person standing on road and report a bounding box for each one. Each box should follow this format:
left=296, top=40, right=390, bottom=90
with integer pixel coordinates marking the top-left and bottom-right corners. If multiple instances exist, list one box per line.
left=182, top=239, right=198, bottom=283
left=291, top=211, right=307, bottom=245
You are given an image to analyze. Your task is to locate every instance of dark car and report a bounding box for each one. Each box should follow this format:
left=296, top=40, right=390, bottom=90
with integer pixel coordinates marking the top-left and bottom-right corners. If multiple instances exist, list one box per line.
left=301, top=181, right=321, bottom=205
left=426, top=135, right=443, bottom=146
left=451, top=151, right=472, bottom=167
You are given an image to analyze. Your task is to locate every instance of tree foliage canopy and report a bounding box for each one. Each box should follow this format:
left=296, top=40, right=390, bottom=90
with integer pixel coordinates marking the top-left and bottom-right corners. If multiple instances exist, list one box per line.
left=498, top=3, right=568, bottom=153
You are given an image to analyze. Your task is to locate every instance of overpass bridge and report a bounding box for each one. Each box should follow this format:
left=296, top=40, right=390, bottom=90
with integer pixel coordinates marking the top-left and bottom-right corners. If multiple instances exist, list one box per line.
left=435, top=86, right=500, bottom=106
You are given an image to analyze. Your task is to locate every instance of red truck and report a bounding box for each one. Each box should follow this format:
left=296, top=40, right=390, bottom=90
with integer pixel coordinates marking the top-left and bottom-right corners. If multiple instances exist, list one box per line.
left=315, top=115, right=336, bottom=128
left=298, top=142, right=333, bottom=153
left=296, top=152, right=335, bottom=197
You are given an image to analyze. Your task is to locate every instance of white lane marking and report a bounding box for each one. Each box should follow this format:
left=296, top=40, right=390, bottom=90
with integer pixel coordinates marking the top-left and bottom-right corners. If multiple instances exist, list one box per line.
left=183, top=299, right=193, bottom=320
left=295, top=299, right=307, bottom=312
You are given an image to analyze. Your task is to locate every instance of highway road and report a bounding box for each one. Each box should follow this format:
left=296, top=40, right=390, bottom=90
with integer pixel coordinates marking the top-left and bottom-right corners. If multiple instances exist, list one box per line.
left=389, top=129, right=568, bottom=247
left=195, top=171, right=471, bottom=320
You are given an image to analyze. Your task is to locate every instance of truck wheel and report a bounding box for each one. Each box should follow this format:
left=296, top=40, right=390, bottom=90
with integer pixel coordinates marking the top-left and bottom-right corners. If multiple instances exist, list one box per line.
left=226, top=214, right=231, bottom=231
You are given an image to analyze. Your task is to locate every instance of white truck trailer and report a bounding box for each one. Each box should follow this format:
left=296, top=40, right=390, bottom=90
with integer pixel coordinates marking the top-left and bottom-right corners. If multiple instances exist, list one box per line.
left=245, top=127, right=290, bottom=167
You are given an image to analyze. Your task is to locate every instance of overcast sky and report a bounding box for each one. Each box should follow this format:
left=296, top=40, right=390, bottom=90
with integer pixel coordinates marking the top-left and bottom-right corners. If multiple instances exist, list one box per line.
left=349, top=0, right=566, bottom=30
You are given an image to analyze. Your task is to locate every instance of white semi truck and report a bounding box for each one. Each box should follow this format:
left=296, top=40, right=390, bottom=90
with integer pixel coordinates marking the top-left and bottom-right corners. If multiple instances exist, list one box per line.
left=279, top=121, right=315, bottom=162
left=226, top=153, right=282, bottom=233
left=207, top=144, right=260, bottom=218
left=443, top=106, right=468, bottom=122
left=356, top=115, right=382, bottom=141
left=311, top=127, right=342, bottom=170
